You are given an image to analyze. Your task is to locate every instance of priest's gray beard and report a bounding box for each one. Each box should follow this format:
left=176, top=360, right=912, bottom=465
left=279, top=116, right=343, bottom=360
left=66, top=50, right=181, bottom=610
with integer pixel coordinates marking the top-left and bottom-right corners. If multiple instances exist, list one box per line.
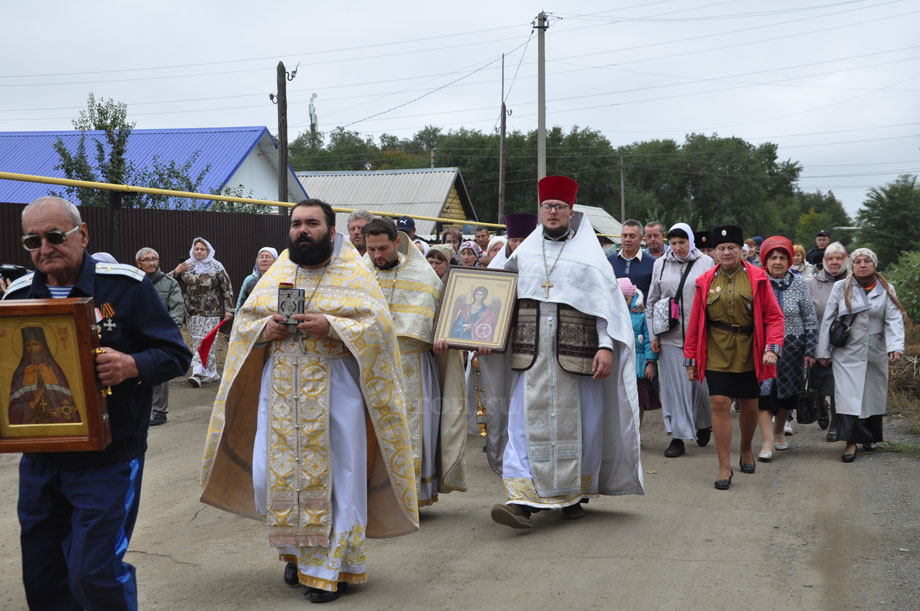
left=543, top=222, right=570, bottom=239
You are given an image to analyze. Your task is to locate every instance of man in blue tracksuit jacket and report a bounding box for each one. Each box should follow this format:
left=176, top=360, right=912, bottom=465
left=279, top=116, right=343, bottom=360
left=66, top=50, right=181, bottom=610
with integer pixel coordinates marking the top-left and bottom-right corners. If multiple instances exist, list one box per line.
left=3, top=196, right=191, bottom=610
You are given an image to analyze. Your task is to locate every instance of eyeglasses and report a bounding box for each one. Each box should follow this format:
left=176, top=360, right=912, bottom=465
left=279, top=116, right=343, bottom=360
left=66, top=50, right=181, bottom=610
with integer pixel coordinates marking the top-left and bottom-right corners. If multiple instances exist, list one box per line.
left=21, top=225, right=80, bottom=251
left=139, top=257, right=159, bottom=263
left=540, top=203, right=569, bottom=212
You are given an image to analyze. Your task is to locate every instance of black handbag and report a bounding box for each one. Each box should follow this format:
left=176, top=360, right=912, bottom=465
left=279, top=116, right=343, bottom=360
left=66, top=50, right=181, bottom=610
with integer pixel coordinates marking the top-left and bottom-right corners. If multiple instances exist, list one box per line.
left=796, top=368, right=818, bottom=425
left=828, top=312, right=857, bottom=348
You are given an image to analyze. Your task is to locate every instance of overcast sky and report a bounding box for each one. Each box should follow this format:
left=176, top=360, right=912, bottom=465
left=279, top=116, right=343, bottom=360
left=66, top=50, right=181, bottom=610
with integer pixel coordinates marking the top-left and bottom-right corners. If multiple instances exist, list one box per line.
left=2, top=0, right=918, bottom=217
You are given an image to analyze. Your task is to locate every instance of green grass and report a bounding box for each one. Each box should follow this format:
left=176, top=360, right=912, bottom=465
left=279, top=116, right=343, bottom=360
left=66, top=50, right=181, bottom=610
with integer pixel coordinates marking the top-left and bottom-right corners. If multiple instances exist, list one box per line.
left=877, top=441, right=920, bottom=459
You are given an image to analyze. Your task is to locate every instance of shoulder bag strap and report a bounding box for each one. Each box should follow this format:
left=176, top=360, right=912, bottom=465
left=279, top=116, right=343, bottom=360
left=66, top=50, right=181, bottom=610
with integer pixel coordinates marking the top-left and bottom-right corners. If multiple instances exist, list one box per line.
left=675, top=259, right=696, bottom=343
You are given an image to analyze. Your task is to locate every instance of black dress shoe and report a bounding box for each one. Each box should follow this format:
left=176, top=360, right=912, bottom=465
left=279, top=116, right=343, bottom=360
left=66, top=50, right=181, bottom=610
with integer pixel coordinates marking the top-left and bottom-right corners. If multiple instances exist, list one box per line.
left=696, top=428, right=711, bottom=447
left=826, top=430, right=838, bottom=442
left=305, top=582, right=346, bottom=603
left=714, top=469, right=734, bottom=490
left=739, top=457, right=756, bottom=474
left=149, top=412, right=167, bottom=426
left=284, top=562, right=299, bottom=586
left=862, top=442, right=877, bottom=452
left=664, top=438, right=685, bottom=458
left=842, top=447, right=858, bottom=463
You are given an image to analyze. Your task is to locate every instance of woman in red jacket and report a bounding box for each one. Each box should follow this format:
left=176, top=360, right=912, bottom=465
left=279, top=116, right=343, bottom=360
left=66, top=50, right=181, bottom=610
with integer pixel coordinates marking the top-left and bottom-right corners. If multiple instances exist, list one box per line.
left=684, top=226, right=785, bottom=490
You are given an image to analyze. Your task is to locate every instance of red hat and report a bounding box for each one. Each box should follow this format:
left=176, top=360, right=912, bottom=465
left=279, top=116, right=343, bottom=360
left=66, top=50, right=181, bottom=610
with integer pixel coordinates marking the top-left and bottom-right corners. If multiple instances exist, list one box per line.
left=538, top=175, right=578, bottom=207
left=759, top=235, right=794, bottom=267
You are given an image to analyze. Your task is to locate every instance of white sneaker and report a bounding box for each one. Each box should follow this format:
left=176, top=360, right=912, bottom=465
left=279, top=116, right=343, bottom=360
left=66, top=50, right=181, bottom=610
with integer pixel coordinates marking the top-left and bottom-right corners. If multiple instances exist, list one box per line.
left=187, top=375, right=201, bottom=388
left=784, top=421, right=794, bottom=435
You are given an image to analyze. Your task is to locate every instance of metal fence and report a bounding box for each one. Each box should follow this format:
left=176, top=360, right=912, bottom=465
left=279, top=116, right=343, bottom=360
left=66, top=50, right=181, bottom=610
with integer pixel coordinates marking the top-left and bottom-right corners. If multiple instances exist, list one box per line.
left=2, top=203, right=290, bottom=299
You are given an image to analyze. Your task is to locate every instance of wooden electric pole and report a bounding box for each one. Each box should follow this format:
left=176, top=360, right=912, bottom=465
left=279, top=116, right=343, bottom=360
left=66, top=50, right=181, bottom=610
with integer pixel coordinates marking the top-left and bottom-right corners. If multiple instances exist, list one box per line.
left=619, top=153, right=626, bottom=222
left=272, top=62, right=297, bottom=213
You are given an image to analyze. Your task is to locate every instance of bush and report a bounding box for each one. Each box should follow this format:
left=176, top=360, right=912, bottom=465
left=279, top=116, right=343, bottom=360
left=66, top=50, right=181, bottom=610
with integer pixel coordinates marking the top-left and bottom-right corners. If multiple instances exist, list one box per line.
left=886, top=250, right=920, bottom=324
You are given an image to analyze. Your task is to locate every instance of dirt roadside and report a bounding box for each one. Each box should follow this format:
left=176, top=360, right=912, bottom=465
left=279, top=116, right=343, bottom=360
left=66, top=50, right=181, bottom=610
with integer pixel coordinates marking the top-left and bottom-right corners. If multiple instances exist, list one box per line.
left=1, top=380, right=918, bottom=610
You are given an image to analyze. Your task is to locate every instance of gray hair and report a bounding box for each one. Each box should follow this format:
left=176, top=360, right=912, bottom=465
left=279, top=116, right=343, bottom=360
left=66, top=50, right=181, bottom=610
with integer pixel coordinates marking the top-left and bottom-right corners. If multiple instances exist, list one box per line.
left=823, top=241, right=847, bottom=259
left=622, top=219, right=643, bottom=232
left=136, top=247, right=159, bottom=261
left=347, top=210, right=375, bottom=225
left=23, top=196, right=81, bottom=228
left=644, top=221, right=664, bottom=234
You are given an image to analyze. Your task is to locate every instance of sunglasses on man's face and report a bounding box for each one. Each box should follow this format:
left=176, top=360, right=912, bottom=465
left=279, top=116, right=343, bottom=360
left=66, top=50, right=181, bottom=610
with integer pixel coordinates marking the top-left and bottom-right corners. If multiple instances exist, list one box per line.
left=21, top=225, right=80, bottom=251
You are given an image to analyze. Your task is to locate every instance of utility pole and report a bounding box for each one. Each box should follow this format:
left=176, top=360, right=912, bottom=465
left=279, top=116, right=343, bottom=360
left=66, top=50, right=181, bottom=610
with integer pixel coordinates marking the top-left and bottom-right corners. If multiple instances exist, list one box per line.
left=619, top=153, right=626, bottom=222
left=430, top=147, right=436, bottom=168
left=535, top=12, right=548, bottom=182
left=498, top=54, right=507, bottom=225
left=271, top=61, right=297, bottom=213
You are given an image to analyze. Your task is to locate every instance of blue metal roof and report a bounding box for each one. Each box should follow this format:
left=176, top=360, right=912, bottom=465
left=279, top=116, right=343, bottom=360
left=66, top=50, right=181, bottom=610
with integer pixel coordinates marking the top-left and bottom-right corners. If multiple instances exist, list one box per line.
left=0, top=126, right=283, bottom=206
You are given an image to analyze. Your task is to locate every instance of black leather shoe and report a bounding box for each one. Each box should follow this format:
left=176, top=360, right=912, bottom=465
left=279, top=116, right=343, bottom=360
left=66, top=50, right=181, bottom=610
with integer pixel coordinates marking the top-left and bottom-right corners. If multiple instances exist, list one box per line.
left=696, top=428, right=711, bottom=447
left=826, top=430, right=838, bottom=442
left=149, top=412, right=167, bottom=426
left=284, top=562, right=298, bottom=586
left=714, top=469, right=734, bottom=490
left=862, top=442, right=877, bottom=452
left=664, top=438, right=685, bottom=458
left=306, top=583, right=346, bottom=603
left=842, top=447, right=857, bottom=463
left=739, top=457, right=756, bottom=474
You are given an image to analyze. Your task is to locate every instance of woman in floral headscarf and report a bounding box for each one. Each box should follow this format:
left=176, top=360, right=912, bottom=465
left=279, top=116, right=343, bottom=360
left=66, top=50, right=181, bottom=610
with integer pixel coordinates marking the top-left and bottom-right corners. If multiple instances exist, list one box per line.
left=816, top=247, right=908, bottom=462
left=457, top=240, right=481, bottom=267
left=173, top=237, right=234, bottom=387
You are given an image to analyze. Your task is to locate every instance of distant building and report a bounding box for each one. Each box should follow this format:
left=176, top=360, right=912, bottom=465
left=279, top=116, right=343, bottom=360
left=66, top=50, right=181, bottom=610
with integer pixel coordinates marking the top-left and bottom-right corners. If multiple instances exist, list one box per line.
left=296, top=167, right=477, bottom=236
left=0, top=126, right=306, bottom=206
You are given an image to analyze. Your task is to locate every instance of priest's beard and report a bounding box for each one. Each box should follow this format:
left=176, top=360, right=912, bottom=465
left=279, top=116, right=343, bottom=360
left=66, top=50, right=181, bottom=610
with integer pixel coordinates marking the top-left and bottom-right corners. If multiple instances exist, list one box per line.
left=543, top=221, right=570, bottom=239
left=289, top=229, right=334, bottom=267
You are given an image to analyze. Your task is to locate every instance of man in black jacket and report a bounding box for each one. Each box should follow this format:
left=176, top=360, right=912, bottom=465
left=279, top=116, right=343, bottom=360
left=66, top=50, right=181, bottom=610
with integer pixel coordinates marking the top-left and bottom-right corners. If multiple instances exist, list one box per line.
left=806, top=229, right=831, bottom=265
left=4, top=196, right=191, bottom=611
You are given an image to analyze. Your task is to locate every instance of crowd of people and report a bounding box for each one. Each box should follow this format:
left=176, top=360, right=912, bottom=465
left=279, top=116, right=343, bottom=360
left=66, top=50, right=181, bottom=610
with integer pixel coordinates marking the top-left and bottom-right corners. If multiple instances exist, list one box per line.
left=2, top=185, right=911, bottom=608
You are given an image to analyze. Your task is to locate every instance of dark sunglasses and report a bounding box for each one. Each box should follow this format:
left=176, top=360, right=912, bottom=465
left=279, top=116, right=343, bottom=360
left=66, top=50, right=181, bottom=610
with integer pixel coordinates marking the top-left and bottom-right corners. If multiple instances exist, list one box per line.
left=21, top=225, right=80, bottom=251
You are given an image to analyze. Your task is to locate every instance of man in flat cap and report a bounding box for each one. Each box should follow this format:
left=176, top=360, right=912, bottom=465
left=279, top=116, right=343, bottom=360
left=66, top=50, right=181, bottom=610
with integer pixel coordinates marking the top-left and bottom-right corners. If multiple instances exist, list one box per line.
left=806, top=229, right=831, bottom=266
left=467, top=175, right=643, bottom=528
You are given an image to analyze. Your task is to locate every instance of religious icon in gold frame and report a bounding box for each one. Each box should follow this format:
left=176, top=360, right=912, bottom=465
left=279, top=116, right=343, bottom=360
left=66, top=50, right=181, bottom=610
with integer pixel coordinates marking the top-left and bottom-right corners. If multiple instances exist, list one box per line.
left=433, top=267, right=517, bottom=352
left=0, top=298, right=110, bottom=453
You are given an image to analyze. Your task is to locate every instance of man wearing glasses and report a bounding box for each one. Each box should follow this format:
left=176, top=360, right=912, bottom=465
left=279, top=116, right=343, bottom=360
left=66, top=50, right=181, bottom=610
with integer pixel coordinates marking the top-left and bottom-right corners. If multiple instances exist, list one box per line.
left=4, top=196, right=191, bottom=610
left=476, top=176, right=644, bottom=529
left=136, top=247, right=185, bottom=426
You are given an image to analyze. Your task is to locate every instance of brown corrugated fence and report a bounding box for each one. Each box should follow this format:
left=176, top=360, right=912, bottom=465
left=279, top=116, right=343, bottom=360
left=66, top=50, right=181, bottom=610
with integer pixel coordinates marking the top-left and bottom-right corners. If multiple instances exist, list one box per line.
left=2, top=203, right=290, bottom=300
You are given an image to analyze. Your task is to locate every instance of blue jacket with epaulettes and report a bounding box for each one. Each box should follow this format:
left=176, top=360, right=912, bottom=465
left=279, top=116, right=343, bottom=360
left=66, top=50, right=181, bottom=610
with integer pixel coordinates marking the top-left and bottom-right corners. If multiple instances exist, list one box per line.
left=3, top=250, right=192, bottom=469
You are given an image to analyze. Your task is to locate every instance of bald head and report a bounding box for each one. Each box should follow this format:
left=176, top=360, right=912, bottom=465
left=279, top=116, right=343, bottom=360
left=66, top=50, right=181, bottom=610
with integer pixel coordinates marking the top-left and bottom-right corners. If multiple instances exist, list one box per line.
left=22, top=196, right=81, bottom=229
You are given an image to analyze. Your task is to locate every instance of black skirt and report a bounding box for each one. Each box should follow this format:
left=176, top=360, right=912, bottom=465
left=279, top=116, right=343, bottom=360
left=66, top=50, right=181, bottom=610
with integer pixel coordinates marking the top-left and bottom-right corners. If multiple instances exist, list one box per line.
left=758, top=389, right=798, bottom=414
left=835, top=414, right=883, bottom=444
left=705, top=370, right=760, bottom=398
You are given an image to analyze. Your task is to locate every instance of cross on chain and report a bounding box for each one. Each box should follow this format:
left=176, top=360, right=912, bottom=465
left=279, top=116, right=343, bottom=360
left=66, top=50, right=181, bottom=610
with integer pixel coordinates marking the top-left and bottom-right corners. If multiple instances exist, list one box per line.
left=541, top=279, right=553, bottom=298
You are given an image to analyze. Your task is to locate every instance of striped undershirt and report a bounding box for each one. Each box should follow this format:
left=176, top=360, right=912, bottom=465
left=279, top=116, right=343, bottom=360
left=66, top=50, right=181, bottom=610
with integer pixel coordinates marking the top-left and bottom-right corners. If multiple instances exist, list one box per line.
left=47, top=286, right=72, bottom=299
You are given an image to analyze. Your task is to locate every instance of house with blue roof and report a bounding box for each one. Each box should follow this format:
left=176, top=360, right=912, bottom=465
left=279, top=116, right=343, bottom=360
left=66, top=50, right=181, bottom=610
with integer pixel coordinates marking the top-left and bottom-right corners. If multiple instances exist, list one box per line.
left=0, top=126, right=307, bottom=207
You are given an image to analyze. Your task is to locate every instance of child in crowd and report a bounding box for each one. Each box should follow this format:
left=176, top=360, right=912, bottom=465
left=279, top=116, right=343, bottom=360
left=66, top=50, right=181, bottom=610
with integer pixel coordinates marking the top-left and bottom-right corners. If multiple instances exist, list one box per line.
left=619, top=278, right=657, bottom=424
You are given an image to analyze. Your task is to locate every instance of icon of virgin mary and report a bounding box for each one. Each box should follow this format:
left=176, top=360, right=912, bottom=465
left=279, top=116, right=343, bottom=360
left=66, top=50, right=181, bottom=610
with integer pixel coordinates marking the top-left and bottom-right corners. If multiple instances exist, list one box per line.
left=8, top=326, right=80, bottom=425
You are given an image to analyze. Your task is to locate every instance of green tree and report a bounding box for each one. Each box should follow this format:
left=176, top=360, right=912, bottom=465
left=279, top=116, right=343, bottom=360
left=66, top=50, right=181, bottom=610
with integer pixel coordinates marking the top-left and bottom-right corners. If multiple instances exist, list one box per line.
left=857, top=174, right=920, bottom=269
left=51, top=93, right=236, bottom=210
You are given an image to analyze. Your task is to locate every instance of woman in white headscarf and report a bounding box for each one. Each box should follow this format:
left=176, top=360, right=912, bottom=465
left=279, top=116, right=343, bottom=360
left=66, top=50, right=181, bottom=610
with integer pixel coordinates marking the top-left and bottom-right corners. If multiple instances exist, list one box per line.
left=173, top=237, right=234, bottom=387
left=816, top=247, right=908, bottom=462
left=646, top=223, right=715, bottom=458
left=236, top=247, right=278, bottom=311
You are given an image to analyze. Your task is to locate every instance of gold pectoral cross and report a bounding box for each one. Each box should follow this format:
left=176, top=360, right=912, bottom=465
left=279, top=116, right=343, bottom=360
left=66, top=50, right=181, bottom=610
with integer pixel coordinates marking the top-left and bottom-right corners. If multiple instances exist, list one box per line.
left=542, top=279, right=553, bottom=298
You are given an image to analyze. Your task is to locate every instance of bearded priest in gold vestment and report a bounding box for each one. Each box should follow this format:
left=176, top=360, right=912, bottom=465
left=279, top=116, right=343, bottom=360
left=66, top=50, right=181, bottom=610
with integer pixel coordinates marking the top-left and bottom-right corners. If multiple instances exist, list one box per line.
left=362, top=217, right=467, bottom=507
left=200, top=200, right=418, bottom=603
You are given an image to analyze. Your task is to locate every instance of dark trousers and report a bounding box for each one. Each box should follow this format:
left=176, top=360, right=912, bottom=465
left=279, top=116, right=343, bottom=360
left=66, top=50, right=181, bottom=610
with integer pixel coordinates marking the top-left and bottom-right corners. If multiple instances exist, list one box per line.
left=18, top=454, right=145, bottom=611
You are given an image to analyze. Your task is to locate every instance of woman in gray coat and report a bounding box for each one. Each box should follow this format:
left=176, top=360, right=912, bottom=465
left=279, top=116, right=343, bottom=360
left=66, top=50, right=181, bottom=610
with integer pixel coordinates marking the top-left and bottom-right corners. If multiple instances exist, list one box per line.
left=807, top=242, right=848, bottom=439
left=816, top=248, right=908, bottom=462
left=646, top=223, right=715, bottom=457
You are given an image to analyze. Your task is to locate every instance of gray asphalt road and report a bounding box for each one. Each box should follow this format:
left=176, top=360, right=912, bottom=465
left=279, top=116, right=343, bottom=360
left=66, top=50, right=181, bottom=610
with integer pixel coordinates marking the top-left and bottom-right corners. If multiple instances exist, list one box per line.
left=1, top=380, right=918, bottom=610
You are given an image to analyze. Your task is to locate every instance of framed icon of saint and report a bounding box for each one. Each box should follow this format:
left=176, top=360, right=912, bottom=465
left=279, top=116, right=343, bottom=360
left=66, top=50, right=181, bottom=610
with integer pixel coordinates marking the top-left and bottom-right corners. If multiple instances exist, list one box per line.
left=0, top=298, right=110, bottom=452
left=433, top=267, right=518, bottom=352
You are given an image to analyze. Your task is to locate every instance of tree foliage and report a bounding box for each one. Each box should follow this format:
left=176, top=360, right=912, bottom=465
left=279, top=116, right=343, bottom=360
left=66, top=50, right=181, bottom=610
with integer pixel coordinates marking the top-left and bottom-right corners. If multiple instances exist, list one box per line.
left=289, top=124, right=853, bottom=241
left=52, top=94, right=267, bottom=212
left=856, top=174, right=920, bottom=270
left=886, top=250, right=920, bottom=324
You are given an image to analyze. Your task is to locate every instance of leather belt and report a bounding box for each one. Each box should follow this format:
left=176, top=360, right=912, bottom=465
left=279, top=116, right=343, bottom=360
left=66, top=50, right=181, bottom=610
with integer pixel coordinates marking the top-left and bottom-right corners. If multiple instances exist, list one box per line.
left=709, top=320, right=754, bottom=335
